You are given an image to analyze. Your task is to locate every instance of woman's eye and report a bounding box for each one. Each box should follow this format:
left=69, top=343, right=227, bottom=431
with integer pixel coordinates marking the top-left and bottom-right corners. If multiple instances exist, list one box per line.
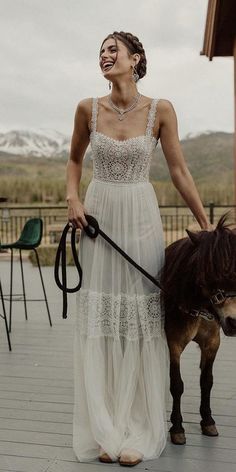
left=100, top=48, right=116, bottom=57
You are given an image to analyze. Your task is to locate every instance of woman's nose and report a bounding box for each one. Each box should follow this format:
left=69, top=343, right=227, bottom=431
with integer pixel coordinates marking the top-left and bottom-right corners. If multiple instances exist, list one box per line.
left=101, top=52, right=108, bottom=60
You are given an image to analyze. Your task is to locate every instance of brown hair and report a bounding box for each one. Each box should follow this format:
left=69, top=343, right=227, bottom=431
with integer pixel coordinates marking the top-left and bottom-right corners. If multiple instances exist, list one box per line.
left=99, top=31, right=147, bottom=81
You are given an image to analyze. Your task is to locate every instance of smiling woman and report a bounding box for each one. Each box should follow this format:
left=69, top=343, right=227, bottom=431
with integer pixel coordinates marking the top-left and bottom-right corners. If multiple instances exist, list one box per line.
left=66, top=30, right=211, bottom=467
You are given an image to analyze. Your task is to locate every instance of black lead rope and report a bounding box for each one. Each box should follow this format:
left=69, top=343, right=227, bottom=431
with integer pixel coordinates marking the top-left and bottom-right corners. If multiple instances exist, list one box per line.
left=54, top=223, right=82, bottom=319
left=54, top=214, right=165, bottom=319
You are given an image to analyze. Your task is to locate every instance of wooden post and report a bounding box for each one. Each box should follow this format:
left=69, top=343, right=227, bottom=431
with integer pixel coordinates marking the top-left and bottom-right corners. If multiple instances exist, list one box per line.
left=234, top=37, right=236, bottom=205
left=209, top=202, right=214, bottom=224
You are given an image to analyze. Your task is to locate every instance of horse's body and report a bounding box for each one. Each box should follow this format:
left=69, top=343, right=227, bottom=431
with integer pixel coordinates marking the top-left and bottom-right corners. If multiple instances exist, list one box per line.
left=162, top=215, right=236, bottom=444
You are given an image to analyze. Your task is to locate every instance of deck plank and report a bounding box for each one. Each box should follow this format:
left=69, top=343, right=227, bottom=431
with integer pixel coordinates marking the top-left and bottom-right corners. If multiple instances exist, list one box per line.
left=0, top=260, right=236, bottom=472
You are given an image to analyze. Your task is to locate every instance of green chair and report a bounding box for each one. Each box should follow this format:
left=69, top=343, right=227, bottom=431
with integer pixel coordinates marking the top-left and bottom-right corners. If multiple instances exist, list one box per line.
left=1, top=218, right=52, bottom=332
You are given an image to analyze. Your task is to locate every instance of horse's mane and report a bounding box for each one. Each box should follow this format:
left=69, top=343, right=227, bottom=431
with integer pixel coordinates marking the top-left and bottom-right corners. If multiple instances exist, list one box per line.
left=162, top=213, right=236, bottom=311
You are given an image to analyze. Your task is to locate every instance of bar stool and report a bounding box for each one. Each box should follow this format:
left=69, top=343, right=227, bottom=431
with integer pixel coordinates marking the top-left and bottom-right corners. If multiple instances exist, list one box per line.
left=1, top=218, right=52, bottom=332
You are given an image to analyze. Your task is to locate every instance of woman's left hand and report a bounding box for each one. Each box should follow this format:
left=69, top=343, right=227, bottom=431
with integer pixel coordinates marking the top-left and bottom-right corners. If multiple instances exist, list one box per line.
left=201, top=223, right=214, bottom=231
left=187, top=222, right=214, bottom=232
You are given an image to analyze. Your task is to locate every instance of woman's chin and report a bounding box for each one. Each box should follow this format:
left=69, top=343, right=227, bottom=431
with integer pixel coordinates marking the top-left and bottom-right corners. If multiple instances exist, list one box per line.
left=103, top=71, right=114, bottom=78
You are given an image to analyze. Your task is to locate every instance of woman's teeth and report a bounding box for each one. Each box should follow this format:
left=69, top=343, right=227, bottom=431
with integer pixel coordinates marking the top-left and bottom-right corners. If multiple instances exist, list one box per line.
left=103, top=63, right=114, bottom=71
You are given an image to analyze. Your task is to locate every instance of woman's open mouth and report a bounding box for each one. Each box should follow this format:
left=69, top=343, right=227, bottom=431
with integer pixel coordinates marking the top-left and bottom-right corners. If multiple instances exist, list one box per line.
left=102, top=62, right=114, bottom=72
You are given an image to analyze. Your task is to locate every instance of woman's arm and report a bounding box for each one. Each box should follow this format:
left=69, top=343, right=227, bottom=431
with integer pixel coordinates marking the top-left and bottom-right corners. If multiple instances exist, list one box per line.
left=66, top=98, right=91, bottom=229
left=158, top=100, right=211, bottom=230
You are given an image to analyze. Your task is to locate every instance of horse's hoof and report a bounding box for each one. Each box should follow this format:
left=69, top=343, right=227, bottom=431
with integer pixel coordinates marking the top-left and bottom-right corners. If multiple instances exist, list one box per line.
left=201, top=424, right=219, bottom=436
left=170, top=432, right=186, bottom=445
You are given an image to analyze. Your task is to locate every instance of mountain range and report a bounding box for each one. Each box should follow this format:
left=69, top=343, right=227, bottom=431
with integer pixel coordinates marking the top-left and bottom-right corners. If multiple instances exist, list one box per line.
left=0, top=129, right=70, bottom=158
left=0, top=129, right=234, bottom=182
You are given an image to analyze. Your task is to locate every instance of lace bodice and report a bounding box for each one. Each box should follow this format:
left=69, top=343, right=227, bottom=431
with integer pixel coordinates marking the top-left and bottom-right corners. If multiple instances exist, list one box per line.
left=90, top=97, right=160, bottom=183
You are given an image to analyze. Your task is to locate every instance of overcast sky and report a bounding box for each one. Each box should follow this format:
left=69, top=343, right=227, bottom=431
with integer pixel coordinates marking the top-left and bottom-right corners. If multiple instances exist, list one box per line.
left=0, top=0, right=234, bottom=139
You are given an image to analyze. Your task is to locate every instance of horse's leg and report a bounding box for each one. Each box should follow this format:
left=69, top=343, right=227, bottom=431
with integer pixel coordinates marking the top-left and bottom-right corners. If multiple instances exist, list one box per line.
left=168, top=344, right=186, bottom=445
left=166, top=313, right=199, bottom=446
left=196, top=324, right=220, bottom=436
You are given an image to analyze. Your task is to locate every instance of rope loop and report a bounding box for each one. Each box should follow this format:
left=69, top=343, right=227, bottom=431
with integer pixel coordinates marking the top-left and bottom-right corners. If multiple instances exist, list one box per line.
left=84, top=215, right=99, bottom=238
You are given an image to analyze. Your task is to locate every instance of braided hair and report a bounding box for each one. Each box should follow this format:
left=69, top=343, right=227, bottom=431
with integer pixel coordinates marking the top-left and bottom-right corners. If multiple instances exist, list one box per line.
left=99, top=31, right=147, bottom=81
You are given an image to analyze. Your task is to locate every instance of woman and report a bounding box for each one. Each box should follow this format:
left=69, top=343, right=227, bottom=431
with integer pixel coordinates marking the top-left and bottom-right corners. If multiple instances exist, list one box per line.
left=67, top=31, right=211, bottom=466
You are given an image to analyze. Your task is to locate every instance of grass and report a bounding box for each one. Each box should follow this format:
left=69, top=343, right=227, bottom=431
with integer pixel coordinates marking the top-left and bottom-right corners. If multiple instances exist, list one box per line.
left=29, top=244, right=79, bottom=266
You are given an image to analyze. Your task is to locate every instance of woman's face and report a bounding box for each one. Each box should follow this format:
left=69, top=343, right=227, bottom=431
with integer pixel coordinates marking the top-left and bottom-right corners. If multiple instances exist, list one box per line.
left=99, top=38, right=137, bottom=81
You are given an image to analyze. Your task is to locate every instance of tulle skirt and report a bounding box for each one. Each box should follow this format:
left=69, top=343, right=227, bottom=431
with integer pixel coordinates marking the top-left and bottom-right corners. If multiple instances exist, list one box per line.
left=73, top=178, right=169, bottom=461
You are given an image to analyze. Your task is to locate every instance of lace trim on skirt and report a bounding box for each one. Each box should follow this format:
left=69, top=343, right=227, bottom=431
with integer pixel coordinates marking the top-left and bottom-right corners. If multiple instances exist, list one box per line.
left=76, top=289, right=164, bottom=340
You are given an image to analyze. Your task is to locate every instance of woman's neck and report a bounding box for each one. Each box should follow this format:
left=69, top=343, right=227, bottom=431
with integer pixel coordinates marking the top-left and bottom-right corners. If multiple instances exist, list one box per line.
left=109, top=80, right=139, bottom=108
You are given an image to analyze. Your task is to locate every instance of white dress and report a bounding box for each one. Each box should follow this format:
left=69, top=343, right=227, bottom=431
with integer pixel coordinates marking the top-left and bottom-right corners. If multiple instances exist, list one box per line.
left=73, top=97, right=169, bottom=462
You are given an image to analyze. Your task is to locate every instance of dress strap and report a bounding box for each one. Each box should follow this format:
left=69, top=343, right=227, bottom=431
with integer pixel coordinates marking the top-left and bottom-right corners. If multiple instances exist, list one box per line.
left=145, top=98, right=160, bottom=138
left=90, top=97, right=98, bottom=133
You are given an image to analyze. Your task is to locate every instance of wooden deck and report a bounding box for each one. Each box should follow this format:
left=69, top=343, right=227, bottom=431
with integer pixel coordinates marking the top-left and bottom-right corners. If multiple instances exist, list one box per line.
left=0, top=259, right=236, bottom=472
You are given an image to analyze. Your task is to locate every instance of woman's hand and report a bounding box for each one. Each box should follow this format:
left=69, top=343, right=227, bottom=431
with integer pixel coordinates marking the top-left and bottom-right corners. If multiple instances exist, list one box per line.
left=187, top=221, right=215, bottom=232
left=67, top=197, right=89, bottom=230
left=202, top=222, right=214, bottom=231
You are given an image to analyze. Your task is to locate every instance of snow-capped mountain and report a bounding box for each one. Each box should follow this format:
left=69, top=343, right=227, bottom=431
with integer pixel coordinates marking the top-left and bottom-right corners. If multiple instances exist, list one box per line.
left=0, top=129, right=71, bottom=158
left=183, top=130, right=214, bottom=140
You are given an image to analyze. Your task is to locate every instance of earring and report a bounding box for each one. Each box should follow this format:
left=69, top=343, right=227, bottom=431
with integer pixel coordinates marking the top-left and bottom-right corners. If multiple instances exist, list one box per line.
left=132, top=65, right=139, bottom=82
left=109, top=81, right=112, bottom=90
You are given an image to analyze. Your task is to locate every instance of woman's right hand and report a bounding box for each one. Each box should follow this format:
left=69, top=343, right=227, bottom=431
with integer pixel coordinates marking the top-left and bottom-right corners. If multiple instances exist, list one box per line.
left=67, top=197, right=89, bottom=230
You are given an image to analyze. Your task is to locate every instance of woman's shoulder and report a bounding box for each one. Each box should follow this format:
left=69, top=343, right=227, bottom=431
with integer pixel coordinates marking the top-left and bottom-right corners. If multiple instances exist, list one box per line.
left=151, top=98, right=176, bottom=125
left=145, top=98, right=176, bottom=129
left=74, top=98, right=95, bottom=129
left=138, top=95, right=174, bottom=112
left=75, top=97, right=94, bottom=113
left=153, top=97, right=174, bottom=109
left=77, top=96, right=105, bottom=108
left=156, top=98, right=175, bottom=114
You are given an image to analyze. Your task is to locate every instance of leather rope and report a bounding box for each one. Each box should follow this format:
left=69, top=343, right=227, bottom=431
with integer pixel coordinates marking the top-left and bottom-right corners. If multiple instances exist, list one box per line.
left=54, top=214, right=165, bottom=319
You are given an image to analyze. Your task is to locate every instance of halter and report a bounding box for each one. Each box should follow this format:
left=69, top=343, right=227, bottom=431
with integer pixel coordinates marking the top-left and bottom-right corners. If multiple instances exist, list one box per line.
left=210, top=289, right=236, bottom=305
left=186, top=289, right=236, bottom=322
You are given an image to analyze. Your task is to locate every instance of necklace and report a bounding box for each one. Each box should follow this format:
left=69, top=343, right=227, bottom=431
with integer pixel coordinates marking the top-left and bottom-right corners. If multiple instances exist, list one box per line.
left=108, top=93, right=141, bottom=121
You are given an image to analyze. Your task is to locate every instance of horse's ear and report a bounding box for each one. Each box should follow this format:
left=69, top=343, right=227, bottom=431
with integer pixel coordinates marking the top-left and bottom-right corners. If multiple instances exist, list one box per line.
left=185, top=229, right=200, bottom=246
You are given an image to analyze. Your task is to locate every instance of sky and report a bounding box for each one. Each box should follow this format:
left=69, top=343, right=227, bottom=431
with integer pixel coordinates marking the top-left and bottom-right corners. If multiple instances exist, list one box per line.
left=0, top=0, right=234, bottom=139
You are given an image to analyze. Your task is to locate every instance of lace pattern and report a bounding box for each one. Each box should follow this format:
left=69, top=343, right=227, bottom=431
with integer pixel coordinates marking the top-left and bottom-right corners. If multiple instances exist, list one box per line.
left=90, top=98, right=159, bottom=184
left=91, top=134, right=156, bottom=183
left=76, top=289, right=164, bottom=340
left=146, top=99, right=159, bottom=137
left=91, top=97, right=98, bottom=134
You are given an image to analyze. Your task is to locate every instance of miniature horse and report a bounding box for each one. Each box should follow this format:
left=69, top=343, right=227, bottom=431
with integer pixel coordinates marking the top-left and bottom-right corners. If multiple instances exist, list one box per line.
left=162, top=214, right=236, bottom=445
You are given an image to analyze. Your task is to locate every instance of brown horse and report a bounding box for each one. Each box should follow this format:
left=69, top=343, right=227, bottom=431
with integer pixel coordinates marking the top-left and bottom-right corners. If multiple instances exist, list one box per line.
left=162, top=214, right=236, bottom=445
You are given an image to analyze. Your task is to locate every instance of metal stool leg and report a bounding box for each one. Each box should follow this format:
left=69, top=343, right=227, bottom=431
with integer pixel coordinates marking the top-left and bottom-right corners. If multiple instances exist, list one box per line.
left=19, top=249, right=28, bottom=321
left=33, top=249, right=52, bottom=326
left=0, top=281, right=12, bottom=351
left=9, top=249, right=13, bottom=333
